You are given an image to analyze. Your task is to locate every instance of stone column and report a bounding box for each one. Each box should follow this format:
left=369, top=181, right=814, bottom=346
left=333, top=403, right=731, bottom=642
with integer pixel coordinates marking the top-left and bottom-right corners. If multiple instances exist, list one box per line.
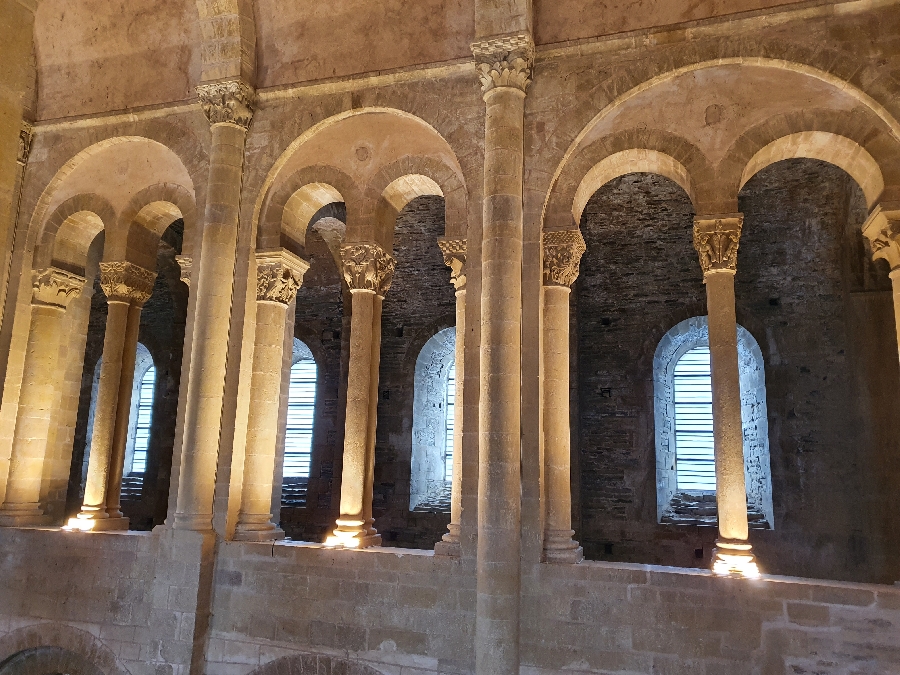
left=541, top=230, right=585, bottom=564
left=234, top=249, right=309, bottom=541
left=326, top=243, right=394, bottom=548
left=693, top=215, right=758, bottom=577
left=472, top=33, right=532, bottom=675
left=435, top=238, right=466, bottom=557
left=174, top=81, right=253, bottom=532
left=0, top=267, right=83, bottom=526
left=863, top=205, right=900, bottom=366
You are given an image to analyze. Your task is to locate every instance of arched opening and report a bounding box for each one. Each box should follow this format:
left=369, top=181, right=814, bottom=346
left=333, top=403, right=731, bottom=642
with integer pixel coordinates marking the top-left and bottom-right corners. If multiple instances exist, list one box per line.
left=653, top=316, right=773, bottom=529
left=0, top=646, right=104, bottom=675
left=281, top=339, right=318, bottom=508
left=410, top=326, right=456, bottom=513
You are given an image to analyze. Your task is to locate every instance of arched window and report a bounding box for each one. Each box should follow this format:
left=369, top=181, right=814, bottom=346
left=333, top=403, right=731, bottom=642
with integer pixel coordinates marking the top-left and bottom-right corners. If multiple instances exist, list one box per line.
left=281, top=339, right=317, bottom=507
left=410, top=326, right=456, bottom=512
left=653, top=316, right=773, bottom=528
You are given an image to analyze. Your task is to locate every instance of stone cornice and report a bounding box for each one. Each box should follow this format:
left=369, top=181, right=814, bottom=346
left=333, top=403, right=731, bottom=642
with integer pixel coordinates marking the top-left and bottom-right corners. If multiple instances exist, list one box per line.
left=255, top=249, right=310, bottom=304
left=32, top=267, right=84, bottom=309
left=471, top=33, right=534, bottom=94
left=693, top=215, right=743, bottom=277
left=196, top=80, right=255, bottom=128
left=437, top=238, right=467, bottom=291
left=542, top=230, right=586, bottom=287
left=341, top=243, right=396, bottom=296
left=99, top=261, right=157, bottom=306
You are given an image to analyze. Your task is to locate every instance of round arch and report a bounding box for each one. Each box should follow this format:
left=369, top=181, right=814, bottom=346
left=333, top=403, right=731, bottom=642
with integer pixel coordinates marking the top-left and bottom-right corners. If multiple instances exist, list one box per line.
left=0, top=623, right=125, bottom=675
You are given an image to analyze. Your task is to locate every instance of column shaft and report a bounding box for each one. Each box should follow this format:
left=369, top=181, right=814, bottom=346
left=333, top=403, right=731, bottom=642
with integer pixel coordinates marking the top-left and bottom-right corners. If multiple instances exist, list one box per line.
left=705, top=271, right=749, bottom=543
left=0, top=268, right=83, bottom=526
left=473, top=37, right=531, bottom=674
left=329, top=289, right=379, bottom=546
left=890, top=269, right=900, bottom=365
left=234, top=301, right=290, bottom=540
left=361, top=294, right=384, bottom=538
left=79, top=301, right=130, bottom=526
left=105, top=302, right=143, bottom=521
left=174, top=120, right=248, bottom=531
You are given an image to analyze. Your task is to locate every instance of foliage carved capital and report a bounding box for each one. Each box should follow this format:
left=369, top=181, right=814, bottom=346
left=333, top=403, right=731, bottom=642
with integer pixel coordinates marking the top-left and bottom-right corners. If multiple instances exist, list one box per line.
left=341, top=243, right=395, bottom=295
left=862, top=204, right=900, bottom=271
left=693, top=215, right=743, bottom=277
left=542, top=230, right=586, bottom=287
left=31, top=267, right=85, bottom=309
left=175, top=255, right=192, bottom=287
left=99, top=261, right=157, bottom=306
left=471, top=34, right=534, bottom=94
left=255, top=249, right=310, bottom=305
left=437, top=238, right=467, bottom=291
left=196, top=80, right=255, bottom=128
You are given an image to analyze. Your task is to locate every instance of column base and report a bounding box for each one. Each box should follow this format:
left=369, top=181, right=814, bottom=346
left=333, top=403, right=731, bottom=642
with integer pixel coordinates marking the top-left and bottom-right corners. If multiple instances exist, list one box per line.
left=0, top=503, right=49, bottom=528
left=543, top=529, right=584, bottom=564
left=435, top=524, right=461, bottom=557
left=92, top=516, right=129, bottom=531
left=325, top=518, right=381, bottom=549
left=172, top=512, right=214, bottom=532
left=712, top=539, right=760, bottom=578
left=234, top=522, right=286, bottom=542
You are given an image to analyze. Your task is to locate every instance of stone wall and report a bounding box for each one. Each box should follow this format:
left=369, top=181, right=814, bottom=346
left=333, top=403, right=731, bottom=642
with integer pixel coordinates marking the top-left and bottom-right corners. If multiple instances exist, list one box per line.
left=573, top=161, right=900, bottom=584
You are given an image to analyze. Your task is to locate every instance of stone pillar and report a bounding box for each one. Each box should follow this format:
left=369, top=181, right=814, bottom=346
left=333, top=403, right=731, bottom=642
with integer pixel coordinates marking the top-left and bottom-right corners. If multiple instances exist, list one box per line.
left=74, top=262, right=156, bottom=530
left=435, top=238, right=466, bottom=557
left=693, top=215, right=758, bottom=577
left=174, top=81, right=253, bottom=532
left=0, top=267, right=83, bottom=526
left=234, top=249, right=309, bottom=541
left=863, top=205, right=900, bottom=366
left=472, top=33, right=532, bottom=675
left=541, top=230, right=585, bottom=564
left=326, top=243, right=394, bottom=548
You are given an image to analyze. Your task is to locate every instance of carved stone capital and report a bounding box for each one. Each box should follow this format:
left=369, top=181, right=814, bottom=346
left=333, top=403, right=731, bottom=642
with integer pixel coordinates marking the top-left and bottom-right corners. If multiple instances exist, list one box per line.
left=31, top=267, right=84, bottom=309
left=256, top=249, right=310, bottom=305
left=437, top=238, right=467, bottom=291
left=175, top=255, right=192, bottom=286
left=341, top=243, right=395, bottom=295
left=862, top=204, right=900, bottom=271
left=693, top=215, right=743, bottom=277
left=196, top=80, right=255, bottom=128
left=471, top=34, right=534, bottom=94
left=543, top=230, right=586, bottom=287
left=17, top=122, right=33, bottom=165
left=99, top=262, right=157, bottom=306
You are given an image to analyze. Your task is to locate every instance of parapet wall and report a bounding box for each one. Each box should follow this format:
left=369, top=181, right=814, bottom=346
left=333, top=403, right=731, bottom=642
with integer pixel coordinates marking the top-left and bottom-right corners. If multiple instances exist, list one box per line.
left=2, top=529, right=900, bottom=674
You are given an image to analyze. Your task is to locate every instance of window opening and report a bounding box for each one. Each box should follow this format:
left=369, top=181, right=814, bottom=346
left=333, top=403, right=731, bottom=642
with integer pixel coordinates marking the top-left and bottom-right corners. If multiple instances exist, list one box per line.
left=672, top=346, right=716, bottom=491
left=129, top=365, right=156, bottom=475
left=284, top=357, right=317, bottom=479
left=444, top=360, right=456, bottom=483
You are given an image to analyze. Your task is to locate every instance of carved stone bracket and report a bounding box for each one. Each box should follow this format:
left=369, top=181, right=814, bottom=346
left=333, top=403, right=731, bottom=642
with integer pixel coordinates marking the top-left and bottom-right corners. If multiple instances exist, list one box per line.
left=341, top=243, right=396, bottom=296
left=471, top=33, right=534, bottom=94
left=196, top=80, right=255, bottom=128
left=862, top=204, right=900, bottom=271
left=99, top=261, right=157, bottom=306
left=32, top=267, right=85, bottom=309
left=256, top=249, right=310, bottom=305
left=17, top=122, right=33, bottom=165
left=437, top=238, right=467, bottom=291
left=175, top=255, right=193, bottom=287
left=693, top=215, right=743, bottom=277
left=542, top=230, right=586, bottom=287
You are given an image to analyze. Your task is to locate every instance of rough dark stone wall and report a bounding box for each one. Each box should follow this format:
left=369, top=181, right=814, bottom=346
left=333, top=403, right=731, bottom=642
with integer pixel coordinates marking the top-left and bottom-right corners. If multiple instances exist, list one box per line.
left=280, top=196, right=456, bottom=549
left=65, top=222, right=186, bottom=530
left=574, top=161, right=900, bottom=583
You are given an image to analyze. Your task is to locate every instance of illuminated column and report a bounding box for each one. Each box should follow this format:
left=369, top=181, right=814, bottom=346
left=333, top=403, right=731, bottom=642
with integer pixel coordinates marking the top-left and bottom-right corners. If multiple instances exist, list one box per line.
left=435, top=238, right=466, bottom=557
left=0, top=268, right=84, bottom=526
left=693, top=215, right=758, bottom=577
left=863, top=205, right=900, bottom=366
left=234, top=249, right=309, bottom=541
left=174, top=81, right=253, bottom=531
left=541, top=230, right=585, bottom=564
left=471, top=33, right=532, bottom=675
left=327, top=243, right=394, bottom=548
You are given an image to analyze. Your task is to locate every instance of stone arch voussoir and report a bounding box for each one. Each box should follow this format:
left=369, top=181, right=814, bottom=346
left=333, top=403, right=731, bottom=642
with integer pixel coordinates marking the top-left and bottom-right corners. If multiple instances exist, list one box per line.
left=0, top=623, right=126, bottom=675
left=34, top=193, right=116, bottom=272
